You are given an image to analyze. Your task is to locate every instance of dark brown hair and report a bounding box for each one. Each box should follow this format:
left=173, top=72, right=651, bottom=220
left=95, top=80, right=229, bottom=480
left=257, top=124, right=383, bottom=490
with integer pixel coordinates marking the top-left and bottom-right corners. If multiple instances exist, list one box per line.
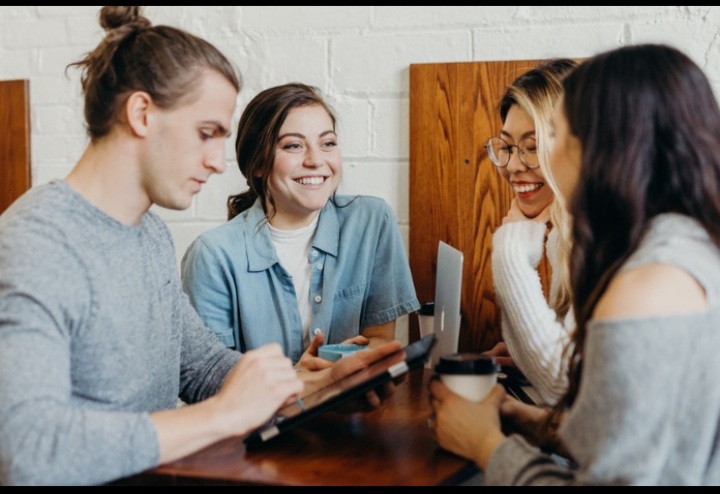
left=549, top=44, right=720, bottom=433
left=67, top=6, right=241, bottom=140
left=227, top=82, right=337, bottom=220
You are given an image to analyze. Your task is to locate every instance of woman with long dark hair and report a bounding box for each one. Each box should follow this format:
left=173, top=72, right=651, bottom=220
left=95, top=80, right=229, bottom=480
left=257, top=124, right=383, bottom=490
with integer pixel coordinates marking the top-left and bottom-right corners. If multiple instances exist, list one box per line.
left=430, top=44, right=720, bottom=485
left=485, top=58, right=578, bottom=405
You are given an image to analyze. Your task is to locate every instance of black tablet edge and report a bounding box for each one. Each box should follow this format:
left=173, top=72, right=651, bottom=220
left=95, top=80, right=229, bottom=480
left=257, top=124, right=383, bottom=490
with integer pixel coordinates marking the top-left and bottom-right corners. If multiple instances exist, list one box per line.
left=244, top=334, right=436, bottom=449
left=499, top=375, right=536, bottom=405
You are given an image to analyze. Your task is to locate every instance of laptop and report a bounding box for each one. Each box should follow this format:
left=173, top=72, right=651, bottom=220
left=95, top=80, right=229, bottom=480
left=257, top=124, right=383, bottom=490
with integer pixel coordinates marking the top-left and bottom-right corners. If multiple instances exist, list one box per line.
left=429, top=241, right=464, bottom=367
left=429, top=241, right=539, bottom=406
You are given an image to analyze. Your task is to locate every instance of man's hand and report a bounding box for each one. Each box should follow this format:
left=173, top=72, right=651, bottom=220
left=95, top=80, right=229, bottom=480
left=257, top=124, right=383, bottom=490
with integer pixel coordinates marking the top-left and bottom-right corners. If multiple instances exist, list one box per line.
left=215, top=343, right=304, bottom=434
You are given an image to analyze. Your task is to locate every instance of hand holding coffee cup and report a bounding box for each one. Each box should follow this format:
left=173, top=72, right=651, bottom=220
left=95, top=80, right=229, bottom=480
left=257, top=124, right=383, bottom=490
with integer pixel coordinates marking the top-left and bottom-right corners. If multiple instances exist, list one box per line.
left=434, top=353, right=500, bottom=402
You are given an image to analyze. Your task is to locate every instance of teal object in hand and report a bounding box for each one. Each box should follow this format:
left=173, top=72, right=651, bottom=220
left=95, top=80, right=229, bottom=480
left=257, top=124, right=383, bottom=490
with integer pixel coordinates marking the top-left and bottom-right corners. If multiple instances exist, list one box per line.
left=318, top=343, right=366, bottom=362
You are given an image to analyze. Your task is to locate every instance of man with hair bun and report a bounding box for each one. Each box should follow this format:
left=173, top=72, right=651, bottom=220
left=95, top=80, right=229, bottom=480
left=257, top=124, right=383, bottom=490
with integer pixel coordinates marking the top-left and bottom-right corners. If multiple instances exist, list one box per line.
left=0, top=6, right=400, bottom=486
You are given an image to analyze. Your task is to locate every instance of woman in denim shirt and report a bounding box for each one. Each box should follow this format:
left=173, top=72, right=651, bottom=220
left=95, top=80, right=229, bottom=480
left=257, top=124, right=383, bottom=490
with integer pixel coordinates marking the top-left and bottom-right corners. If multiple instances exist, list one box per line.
left=181, top=83, right=420, bottom=369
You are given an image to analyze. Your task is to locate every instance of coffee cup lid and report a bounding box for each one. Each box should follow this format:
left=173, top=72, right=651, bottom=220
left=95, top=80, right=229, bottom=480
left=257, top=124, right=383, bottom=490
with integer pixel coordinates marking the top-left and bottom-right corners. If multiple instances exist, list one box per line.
left=418, top=301, right=435, bottom=315
left=434, top=353, right=499, bottom=375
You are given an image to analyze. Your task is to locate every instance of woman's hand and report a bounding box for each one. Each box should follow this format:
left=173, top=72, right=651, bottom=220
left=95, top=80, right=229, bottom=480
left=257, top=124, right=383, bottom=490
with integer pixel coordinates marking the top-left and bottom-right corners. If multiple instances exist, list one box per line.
left=503, top=198, right=553, bottom=225
left=482, top=341, right=515, bottom=369
left=429, top=380, right=507, bottom=471
left=298, top=339, right=403, bottom=409
left=500, top=396, right=565, bottom=454
left=295, top=333, right=332, bottom=371
left=296, top=334, right=370, bottom=372
left=499, top=394, right=548, bottom=440
left=329, top=339, right=402, bottom=411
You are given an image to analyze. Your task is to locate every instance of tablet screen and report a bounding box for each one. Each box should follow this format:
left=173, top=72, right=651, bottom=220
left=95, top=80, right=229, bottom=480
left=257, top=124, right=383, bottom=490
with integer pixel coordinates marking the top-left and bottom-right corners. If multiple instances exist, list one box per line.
left=244, top=334, right=436, bottom=447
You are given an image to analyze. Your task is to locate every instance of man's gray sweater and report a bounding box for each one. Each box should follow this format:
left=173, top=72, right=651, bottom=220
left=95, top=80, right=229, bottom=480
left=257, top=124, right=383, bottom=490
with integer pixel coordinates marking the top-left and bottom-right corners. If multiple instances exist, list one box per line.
left=0, top=180, right=240, bottom=485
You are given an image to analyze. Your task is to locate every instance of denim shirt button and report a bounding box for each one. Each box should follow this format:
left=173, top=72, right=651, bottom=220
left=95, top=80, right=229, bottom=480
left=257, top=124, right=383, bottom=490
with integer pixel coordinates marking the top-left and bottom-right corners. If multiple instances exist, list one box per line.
left=314, top=295, right=322, bottom=303
left=310, top=250, right=319, bottom=257
left=313, top=328, right=323, bottom=336
left=316, top=263, right=323, bottom=270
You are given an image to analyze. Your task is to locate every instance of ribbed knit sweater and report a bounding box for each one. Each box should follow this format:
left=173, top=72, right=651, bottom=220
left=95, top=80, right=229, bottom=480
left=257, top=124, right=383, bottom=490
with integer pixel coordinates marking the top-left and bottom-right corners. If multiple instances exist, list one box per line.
left=492, top=220, right=573, bottom=405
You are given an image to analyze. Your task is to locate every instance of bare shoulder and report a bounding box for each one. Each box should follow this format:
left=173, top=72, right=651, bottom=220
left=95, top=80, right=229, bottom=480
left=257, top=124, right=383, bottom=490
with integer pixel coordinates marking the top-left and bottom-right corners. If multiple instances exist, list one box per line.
left=593, top=263, right=706, bottom=321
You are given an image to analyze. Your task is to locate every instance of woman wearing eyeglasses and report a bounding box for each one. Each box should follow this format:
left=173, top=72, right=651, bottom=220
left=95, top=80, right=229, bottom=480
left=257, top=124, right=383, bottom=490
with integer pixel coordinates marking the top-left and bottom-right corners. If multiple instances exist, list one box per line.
left=431, top=43, right=720, bottom=487
left=484, top=59, right=578, bottom=406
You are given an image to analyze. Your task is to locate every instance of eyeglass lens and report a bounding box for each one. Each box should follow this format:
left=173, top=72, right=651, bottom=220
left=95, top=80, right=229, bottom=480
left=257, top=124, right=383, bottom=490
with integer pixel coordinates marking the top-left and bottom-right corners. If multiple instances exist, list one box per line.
left=486, top=137, right=538, bottom=168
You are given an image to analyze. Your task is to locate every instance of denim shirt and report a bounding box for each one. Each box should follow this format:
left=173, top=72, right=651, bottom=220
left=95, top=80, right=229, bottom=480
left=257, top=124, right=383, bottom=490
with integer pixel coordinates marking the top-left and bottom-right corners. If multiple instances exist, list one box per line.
left=181, top=195, right=420, bottom=363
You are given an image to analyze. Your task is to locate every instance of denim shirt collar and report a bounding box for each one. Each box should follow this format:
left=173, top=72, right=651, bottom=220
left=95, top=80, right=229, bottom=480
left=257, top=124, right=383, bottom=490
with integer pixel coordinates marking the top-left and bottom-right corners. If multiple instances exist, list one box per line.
left=242, top=198, right=339, bottom=272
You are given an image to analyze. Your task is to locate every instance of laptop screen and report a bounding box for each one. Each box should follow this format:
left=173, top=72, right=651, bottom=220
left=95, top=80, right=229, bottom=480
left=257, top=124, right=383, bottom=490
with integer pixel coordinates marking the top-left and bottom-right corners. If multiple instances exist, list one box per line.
left=430, top=241, right=463, bottom=366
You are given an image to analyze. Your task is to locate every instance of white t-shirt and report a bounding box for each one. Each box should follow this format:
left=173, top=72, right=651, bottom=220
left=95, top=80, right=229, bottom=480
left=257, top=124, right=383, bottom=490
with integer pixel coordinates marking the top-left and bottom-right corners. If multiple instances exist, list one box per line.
left=268, top=215, right=319, bottom=348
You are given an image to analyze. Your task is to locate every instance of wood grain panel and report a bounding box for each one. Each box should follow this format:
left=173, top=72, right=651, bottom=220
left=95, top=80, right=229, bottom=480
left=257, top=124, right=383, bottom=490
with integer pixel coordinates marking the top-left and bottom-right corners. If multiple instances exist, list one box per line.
left=0, top=79, right=31, bottom=215
left=409, top=60, right=552, bottom=353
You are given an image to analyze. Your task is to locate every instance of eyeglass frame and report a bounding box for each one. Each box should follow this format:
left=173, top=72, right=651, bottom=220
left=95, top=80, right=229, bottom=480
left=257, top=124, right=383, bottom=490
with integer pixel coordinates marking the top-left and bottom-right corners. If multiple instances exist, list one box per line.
left=485, top=136, right=540, bottom=169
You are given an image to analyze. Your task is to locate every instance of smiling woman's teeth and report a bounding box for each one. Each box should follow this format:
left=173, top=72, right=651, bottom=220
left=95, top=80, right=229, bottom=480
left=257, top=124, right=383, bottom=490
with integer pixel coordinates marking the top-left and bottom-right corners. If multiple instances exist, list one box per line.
left=513, top=183, right=542, bottom=193
left=296, top=177, right=325, bottom=185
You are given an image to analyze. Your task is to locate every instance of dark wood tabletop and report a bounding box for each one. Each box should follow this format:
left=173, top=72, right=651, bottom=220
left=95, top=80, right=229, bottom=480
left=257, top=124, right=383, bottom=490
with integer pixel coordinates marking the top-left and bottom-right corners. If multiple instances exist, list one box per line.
left=119, top=368, right=479, bottom=486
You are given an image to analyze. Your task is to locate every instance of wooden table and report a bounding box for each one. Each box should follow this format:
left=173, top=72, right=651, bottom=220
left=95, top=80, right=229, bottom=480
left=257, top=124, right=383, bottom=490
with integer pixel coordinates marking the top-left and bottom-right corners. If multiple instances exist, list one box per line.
left=119, top=368, right=479, bottom=486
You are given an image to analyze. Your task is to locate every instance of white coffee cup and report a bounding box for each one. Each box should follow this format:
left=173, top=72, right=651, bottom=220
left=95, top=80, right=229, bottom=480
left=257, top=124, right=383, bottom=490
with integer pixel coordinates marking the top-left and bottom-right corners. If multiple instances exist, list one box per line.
left=434, top=354, right=499, bottom=402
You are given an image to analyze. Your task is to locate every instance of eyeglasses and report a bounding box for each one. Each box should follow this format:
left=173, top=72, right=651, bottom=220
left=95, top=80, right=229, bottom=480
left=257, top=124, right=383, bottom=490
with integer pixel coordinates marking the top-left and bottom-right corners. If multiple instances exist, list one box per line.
left=485, top=136, right=539, bottom=169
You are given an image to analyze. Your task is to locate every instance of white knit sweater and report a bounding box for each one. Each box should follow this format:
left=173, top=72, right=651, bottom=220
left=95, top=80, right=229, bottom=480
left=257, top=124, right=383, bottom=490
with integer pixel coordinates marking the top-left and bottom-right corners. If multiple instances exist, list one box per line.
left=491, top=220, right=573, bottom=405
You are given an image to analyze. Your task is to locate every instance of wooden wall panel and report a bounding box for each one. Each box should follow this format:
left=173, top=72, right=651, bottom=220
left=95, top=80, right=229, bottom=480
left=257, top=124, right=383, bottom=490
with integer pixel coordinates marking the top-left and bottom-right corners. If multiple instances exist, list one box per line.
left=0, top=79, right=31, bottom=215
left=409, top=60, right=552, bottom=353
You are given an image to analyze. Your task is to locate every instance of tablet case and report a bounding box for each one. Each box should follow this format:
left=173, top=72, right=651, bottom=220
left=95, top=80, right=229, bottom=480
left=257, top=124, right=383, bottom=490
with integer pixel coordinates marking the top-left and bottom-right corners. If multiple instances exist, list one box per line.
left=244, top=334, right=436, bottom=448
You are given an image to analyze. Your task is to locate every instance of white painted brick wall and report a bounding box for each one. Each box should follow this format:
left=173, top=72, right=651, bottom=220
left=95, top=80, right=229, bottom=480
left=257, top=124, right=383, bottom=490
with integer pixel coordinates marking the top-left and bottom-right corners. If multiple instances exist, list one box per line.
left=3, top=6, right=720, bottom=345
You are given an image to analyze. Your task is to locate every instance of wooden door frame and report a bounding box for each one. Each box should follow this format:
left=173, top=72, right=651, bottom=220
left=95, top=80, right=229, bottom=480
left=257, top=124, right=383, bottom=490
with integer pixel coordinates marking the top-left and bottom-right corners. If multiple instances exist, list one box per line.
left=408, top=60, right=548, bottom=353
left=0, top=79, right=32, bottom=215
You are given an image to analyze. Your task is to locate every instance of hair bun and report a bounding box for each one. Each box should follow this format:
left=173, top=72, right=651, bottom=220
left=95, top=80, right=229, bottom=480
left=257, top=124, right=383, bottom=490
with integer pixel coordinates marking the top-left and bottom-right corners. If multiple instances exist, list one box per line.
left=99, top=6, right=150, bottom=32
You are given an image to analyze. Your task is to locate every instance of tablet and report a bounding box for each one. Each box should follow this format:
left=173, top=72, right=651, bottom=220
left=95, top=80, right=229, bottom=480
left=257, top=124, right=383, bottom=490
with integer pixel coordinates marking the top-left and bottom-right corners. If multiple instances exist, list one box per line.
left=244, top=334, right=436, bottom=448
